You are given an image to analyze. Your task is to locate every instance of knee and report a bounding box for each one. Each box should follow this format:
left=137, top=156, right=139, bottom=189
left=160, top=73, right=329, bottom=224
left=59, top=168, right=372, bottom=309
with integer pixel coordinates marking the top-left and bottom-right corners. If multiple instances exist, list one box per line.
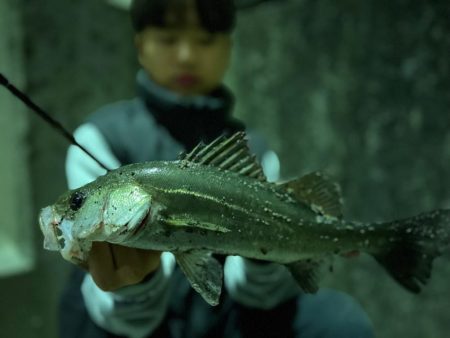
left=318, top=290, right=374, bottom=338
left=328, top=309, right=374, bottom=338
left=297, top=289, right=375, bottom=338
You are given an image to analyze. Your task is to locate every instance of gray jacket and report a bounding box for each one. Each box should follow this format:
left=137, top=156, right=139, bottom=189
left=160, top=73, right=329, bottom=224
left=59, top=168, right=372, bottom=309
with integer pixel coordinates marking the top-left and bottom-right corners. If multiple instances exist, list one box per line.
left=65, top=70, right=299, bottom=338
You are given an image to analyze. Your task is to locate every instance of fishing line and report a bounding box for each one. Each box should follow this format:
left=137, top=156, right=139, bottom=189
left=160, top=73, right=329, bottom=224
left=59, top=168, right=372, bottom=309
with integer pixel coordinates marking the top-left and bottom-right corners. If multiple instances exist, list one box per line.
left=0, top=73, right=111, bottom=171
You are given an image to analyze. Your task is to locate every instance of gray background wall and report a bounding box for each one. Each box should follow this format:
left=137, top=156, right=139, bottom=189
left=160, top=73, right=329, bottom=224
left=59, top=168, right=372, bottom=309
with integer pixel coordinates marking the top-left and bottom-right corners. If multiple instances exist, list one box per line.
left=0, top=0, right=34, bottom=277
left=0, top=0, right=449, bottom=337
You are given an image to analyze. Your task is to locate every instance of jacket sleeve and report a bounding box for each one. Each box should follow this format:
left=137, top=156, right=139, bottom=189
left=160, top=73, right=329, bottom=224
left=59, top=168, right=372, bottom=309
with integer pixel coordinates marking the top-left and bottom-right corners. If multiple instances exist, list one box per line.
left=224, top=149, right=302, bottom=309
left=66, top=123, right=175, bottom=338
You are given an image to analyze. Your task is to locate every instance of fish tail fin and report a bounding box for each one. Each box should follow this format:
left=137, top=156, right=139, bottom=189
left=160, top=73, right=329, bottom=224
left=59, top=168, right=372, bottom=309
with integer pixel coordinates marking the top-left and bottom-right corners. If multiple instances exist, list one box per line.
left=372, top=209, right=450, bottom=293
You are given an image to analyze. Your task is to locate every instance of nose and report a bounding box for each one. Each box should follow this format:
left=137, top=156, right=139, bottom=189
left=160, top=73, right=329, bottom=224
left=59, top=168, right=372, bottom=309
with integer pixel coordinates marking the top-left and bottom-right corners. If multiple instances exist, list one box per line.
left=177, top=41, right=197, bottom=64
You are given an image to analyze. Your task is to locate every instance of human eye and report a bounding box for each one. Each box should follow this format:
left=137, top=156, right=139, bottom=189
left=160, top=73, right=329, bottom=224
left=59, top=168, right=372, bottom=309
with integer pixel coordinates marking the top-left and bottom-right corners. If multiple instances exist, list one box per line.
left=197, top=33, right=216, bottom=46
left=155, top=31, right=178, bottom=45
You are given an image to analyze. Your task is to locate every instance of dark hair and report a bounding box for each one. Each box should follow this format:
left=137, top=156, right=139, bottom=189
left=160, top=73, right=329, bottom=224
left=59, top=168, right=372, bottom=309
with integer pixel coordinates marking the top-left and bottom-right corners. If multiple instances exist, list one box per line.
left=130, top=0, right=236, bottom=33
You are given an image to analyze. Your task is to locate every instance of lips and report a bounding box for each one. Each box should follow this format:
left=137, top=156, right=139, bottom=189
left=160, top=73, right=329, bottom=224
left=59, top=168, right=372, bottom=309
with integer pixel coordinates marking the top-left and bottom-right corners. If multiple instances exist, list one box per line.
left=174, top=74, right=200, bottom=87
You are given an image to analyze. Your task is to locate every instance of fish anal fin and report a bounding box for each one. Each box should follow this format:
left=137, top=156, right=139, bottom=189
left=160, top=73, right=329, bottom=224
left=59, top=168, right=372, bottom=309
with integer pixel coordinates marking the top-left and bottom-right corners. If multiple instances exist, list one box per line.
left=282, top=171, right=343, bottom=219
left=176, top=250, right=223, bottom=306
left=286, top=259, right=321, bottom=293
left=179, top=132, right=267, bottom=182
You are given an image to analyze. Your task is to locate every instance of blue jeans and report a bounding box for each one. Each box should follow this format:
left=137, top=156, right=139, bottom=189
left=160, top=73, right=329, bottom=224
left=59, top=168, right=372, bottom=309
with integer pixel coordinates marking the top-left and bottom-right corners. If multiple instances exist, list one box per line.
left=60, top=268, right=374, bottom=338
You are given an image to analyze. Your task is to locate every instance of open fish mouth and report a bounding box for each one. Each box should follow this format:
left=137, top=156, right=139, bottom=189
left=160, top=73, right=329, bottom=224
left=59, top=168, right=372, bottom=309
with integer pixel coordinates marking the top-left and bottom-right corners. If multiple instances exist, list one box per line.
left=39, top=206, right=91, bottom=264
left=39, top=206, right=63, bottom=251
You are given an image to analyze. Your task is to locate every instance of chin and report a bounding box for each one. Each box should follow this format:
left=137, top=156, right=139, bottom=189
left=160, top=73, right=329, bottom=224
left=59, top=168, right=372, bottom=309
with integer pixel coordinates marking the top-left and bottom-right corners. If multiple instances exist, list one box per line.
left=172, top=87, right=206, bottom=96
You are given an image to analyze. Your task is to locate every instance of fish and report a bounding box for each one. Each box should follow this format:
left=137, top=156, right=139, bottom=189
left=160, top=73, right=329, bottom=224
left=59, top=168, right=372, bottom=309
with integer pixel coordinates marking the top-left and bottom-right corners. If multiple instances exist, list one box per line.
left=39, top=132, right=450, bottom=305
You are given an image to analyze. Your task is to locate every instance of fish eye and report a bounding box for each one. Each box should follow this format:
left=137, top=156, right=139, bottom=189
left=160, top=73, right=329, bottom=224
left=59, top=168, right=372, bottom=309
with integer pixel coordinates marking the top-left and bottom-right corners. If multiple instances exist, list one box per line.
left=69, top=191, right=85, bottom=211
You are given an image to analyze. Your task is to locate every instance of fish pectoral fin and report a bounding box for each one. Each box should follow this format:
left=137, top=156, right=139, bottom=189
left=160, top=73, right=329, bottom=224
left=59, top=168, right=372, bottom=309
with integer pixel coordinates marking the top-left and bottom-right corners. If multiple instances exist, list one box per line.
left=286, top=259, right=321, bottom=293
left=164, top=217, right=231, bottom=233
left=281, top=171, right=343, bottom=219
left=175, top=250, right=223, bottom=306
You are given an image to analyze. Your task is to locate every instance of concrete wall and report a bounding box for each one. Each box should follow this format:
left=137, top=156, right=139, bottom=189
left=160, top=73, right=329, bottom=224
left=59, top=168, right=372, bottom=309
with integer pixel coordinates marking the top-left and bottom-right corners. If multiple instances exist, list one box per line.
left=0, top=0, right=34, bottom=277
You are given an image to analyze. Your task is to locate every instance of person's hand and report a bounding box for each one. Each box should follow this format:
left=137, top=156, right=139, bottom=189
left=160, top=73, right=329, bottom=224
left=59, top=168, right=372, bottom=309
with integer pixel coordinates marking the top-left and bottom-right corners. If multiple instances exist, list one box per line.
left=85, top=242, right=161, bottom=291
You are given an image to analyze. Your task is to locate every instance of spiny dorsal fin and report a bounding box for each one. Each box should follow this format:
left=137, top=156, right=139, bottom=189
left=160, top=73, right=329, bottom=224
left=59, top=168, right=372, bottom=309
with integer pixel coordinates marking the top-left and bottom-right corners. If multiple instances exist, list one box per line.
left=282, top=171, right=343, bottom=219
left=179, top=132, right=267, bottom=181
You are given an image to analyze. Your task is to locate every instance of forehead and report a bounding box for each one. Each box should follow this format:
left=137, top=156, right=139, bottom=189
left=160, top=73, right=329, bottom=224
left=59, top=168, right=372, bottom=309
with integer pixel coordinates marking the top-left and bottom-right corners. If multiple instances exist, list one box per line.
left=163, top=3, right=201, bottom=29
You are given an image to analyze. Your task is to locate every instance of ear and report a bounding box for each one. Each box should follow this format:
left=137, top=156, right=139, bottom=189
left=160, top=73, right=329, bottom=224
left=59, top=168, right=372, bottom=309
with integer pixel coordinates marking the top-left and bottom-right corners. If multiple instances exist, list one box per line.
left=134, top=34, right=142, bottom=52
left=134, top=34, right=144, bottom=65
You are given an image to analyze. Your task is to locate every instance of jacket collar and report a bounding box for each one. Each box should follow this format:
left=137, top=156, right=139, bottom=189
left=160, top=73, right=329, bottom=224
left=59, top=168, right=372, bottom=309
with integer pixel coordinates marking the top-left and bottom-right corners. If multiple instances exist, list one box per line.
left=136, top=70, right=242, bottom=151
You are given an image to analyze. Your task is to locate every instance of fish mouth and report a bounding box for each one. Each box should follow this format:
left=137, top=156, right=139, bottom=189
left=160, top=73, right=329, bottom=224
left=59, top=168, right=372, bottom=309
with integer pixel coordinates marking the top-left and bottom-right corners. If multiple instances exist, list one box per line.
left=39, top=206, right=63, bottom=251
left=39, top=206, right=91, bottom=264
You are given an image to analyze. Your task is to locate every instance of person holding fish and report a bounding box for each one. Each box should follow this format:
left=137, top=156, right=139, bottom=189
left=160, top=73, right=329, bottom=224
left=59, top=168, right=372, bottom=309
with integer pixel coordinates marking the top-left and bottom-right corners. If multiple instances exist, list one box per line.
left=59, top=0, right=374, bottom=337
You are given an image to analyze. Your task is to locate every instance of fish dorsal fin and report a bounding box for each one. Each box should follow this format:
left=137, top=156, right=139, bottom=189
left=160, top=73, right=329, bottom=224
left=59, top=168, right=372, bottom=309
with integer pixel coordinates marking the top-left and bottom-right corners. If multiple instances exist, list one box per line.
left=282, top=171, right=343, bottom=219
left=180, top=132, right=266, bottom=181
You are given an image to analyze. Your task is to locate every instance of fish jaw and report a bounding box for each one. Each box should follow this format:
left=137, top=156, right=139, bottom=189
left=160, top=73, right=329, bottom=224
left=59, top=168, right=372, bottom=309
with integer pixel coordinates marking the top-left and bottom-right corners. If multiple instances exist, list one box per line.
left=39, top=206, right=62, bottom=251
left=39, top=206, right=91, bottom=264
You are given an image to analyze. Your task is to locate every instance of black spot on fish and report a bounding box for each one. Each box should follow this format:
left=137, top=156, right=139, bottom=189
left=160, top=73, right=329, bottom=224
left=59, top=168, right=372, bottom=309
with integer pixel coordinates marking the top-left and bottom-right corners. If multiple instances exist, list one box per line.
left=58, top=236, right=65, bottom=249
left=69, top=191, right=85, bottom=211
left=185, top=228, right=194, bottom=233
left=55, top=226, right=63, bottom=237
left=260, top=247, right=268, bottom=255
left=131, top=172, right=136, bottom=176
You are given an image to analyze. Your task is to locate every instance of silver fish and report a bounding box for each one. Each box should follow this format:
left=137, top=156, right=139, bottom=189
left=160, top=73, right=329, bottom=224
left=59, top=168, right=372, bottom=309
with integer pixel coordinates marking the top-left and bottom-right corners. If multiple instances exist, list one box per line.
left=39, top=132, right=450, bottom=305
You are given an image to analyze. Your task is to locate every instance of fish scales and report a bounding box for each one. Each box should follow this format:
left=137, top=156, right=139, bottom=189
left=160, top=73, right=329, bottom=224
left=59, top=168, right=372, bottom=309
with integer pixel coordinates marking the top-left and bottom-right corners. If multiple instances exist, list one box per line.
left=103, top=161, right=392, bottom=263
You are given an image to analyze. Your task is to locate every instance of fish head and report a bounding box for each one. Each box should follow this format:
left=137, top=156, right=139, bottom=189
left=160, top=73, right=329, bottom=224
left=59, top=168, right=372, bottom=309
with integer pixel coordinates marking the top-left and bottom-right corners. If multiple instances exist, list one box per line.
left=39, top=175, right=152, bottom=264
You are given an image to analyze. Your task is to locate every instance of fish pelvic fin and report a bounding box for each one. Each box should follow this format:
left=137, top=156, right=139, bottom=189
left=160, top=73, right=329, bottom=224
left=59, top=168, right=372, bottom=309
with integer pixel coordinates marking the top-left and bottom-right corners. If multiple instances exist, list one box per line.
left=373, top=209, right=450, bottom=293
left=286, top=259, right=322, bottom=293
left=281, top=171, right=343, bottom=219
left=179, top=132, right=267, bottom=182
left=175, top=250, right=223, bottom=306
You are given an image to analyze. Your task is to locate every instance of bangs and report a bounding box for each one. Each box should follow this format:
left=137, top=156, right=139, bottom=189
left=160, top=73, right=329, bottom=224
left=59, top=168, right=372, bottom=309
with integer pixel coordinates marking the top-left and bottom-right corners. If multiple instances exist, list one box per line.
left=130, top=0, right=236, bottom=33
